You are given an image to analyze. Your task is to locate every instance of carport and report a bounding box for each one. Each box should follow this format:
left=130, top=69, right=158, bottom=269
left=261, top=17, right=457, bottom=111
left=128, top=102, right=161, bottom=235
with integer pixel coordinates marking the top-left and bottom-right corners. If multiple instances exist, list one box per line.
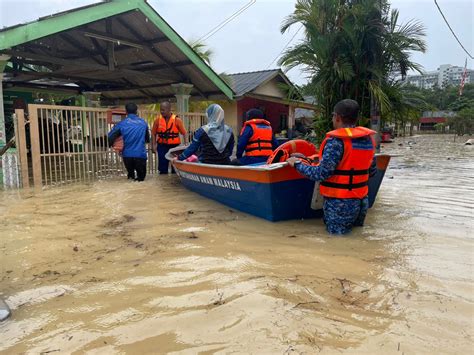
left=0, top=0, right=234, bottom=188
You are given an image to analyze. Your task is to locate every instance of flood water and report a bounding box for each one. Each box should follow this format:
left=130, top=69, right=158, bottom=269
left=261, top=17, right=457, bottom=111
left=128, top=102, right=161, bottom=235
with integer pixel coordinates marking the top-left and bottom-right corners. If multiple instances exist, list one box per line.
left=0, top=134, right=473, bottom=354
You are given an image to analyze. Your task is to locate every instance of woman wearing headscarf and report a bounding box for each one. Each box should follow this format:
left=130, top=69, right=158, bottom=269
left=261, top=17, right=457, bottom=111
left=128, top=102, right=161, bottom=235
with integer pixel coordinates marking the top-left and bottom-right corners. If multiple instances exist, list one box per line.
left=178, top=104, right=234, bottom=165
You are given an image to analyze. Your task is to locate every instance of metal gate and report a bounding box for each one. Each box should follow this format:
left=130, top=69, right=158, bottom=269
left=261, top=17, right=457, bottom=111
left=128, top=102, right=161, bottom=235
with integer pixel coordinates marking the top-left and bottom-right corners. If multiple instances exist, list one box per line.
left=14, top=105, right=206, bottom=188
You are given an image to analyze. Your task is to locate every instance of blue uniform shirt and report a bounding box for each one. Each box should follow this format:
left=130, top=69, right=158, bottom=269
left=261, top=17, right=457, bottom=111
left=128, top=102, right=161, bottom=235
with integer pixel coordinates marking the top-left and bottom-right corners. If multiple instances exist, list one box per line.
left=178, top=127, right=205, bottom=160
left=295, top=137, right=377, bottom=182
left=108, top=114, right=150, bottom=159
left=294, top=136, right=376, bottom=234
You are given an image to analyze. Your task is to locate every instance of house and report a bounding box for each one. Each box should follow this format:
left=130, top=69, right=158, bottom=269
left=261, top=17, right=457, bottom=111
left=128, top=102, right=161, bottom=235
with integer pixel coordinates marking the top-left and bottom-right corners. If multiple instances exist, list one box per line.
left=219, top=69, right=317, bottom=137
left=419, top=111, right=454, bottom=131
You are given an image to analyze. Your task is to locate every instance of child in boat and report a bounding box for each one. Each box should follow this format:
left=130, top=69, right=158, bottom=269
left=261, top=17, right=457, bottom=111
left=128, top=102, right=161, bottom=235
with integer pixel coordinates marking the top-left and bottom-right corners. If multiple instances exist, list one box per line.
left=287, top=99, right=377, bottom=235
left=235, top=109, right=279, bottom=165
left=177, top=104, right=234, bottom=165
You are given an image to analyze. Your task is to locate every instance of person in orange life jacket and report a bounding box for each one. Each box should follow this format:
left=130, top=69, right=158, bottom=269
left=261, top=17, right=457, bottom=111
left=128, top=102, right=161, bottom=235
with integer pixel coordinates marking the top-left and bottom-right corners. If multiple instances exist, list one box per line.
left=177, top=104, right=235, bottom=164
left=287, top=99, right=377, bottom=235
left=151, top=101, right=187, bottom=174
left=108, top=103, right=150, bottom=182
left=235, top=109, right=279, bottom=165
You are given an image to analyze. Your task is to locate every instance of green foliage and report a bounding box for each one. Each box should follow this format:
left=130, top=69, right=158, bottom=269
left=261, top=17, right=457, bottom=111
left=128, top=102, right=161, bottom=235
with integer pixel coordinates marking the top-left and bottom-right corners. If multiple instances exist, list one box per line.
left=414, top=83, right=474, bottom=112
left=188, top=39, right=214, bottom=65
left=449, top=108, right=474, bottom=136
left=280, top=0, right=426, bottom=141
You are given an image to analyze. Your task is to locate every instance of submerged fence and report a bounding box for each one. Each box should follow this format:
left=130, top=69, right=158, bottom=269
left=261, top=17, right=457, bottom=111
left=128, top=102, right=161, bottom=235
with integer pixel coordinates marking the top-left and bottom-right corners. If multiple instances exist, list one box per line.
left=11, top=104, right=206, bottom=189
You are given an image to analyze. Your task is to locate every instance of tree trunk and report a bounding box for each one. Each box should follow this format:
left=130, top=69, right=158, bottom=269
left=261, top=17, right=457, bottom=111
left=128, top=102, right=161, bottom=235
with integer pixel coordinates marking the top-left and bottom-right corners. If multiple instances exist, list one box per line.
left=370, top=94, right=381, bottom=152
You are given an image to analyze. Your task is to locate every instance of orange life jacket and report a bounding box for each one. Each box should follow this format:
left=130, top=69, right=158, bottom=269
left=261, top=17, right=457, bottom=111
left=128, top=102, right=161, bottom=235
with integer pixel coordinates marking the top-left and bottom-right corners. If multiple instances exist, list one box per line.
left=240, top=118, right=273, bottom=157
left=156, top=114, right=181, bottom=145
left=319, top=127, right=376, bottom=199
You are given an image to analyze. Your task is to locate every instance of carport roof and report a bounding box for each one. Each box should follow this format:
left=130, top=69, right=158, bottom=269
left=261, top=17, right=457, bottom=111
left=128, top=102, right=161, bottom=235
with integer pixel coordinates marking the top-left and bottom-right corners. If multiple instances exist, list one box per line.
left=0, top=0, right=234, bottom=102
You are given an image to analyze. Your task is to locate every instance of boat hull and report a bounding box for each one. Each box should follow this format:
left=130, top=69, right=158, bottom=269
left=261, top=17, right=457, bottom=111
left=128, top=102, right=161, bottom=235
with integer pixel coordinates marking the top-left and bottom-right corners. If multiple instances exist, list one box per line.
left=175, top=166, right=322, bottom=221
left=170, top=150, right=390, bottom=222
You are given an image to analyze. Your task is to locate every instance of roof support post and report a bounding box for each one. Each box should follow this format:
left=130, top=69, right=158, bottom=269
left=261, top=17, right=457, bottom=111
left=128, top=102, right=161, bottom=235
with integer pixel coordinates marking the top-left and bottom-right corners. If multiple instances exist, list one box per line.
left=0, top=54, right=12, bottom=188
left=172, top=83, right=193, bottom=113
left=287, top=105, right=295, bottom=139
left=172, top=83, right=193, bottom=140
left=0, top=55, right=10, bottom=149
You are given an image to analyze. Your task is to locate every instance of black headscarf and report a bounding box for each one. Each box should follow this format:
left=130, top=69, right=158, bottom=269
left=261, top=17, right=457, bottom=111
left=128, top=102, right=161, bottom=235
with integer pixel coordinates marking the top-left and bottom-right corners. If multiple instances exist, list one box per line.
left=246, top=109, right=264, bottom=121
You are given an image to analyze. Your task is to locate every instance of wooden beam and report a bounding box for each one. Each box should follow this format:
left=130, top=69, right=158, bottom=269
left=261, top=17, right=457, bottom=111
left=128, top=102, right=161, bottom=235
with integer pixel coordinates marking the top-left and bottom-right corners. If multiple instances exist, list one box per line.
left=105, top=19, right=115, bottom=71
left=2, top=49, right=177, bottom=82
left=114, top=17, right=208, bottom=97
left=117, top=60, right=193, bottom=72
left=4, top=81, right=82, bottom=93
left=100, top=81, right=179, bottom=92
left=9, top=70, right=122, bottom=87
left=60, top=33, right=105, bottom=66
left=89, top=37, right=108, bottom=65
left=77, top=28, right=144, bottom=49
left=120, top=77, right=155, bottom=100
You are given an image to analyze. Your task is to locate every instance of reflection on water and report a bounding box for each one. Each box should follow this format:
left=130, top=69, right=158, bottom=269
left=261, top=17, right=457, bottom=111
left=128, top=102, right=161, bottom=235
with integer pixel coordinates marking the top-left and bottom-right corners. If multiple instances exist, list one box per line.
left=0, top=135, right=472, bottom=353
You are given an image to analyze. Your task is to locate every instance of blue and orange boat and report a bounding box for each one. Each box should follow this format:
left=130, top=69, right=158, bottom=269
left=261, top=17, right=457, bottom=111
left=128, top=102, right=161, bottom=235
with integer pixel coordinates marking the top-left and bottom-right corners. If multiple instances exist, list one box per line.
left=167, top=146, right=390, bottom=222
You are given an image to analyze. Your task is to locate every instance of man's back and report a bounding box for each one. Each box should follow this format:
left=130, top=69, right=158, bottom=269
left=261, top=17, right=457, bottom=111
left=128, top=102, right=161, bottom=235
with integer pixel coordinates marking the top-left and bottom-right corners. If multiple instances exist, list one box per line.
left=114, top=115, right=149, bottom=159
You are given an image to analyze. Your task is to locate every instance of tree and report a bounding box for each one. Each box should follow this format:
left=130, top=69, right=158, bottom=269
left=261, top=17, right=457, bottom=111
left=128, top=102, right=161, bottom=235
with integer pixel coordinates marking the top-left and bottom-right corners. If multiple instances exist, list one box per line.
left=189, top=40, right=214, bottom=65
left=279, top=0, right=426, bottom=141
left=449, top=108, right=474, bottom=136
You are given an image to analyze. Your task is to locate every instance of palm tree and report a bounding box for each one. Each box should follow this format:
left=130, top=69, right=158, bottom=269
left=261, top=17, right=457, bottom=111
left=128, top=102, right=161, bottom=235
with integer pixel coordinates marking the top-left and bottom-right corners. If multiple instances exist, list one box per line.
left=189, top=40, right=214, bottom=66
left=279, top=0, right=426, bottom=140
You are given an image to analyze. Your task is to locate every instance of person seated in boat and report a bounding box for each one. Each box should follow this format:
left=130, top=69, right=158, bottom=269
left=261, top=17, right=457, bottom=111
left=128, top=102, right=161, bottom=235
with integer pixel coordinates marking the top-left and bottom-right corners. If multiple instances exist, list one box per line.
left=287, top=99, right=377, bottom=235
left=177, top=104, right=234, bottom=165
left=235, top=109, right=279, bottom=165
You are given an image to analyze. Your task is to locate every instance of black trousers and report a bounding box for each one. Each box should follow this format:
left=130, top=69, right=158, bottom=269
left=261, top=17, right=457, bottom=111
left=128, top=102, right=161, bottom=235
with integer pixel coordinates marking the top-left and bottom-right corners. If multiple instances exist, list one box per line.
left=123, top=157, right=147, bottom=181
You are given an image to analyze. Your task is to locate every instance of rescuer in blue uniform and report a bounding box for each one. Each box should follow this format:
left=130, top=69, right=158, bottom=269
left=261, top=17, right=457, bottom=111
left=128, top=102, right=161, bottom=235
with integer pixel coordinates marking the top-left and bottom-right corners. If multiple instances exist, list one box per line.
left=287, top=99, right=377, bottom=234
left=108, top=103, right=150, bottom=181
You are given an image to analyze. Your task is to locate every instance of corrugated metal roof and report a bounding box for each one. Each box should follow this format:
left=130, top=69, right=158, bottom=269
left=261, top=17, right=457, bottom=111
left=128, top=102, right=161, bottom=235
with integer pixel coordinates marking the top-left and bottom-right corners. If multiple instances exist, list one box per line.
left=227, top=69, right=280, bottom=97
left=0, top=0, right=233, bottom=102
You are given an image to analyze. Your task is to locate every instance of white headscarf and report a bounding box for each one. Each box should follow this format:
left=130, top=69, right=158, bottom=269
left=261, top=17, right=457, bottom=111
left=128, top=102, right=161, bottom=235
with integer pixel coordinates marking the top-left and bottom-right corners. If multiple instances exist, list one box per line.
left=202, top=104, right=233, bottom=153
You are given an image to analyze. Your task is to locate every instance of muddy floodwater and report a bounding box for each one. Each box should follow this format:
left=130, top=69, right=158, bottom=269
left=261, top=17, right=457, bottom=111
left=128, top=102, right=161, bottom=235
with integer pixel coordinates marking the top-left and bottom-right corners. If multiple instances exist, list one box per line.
left=1, top=134, right=473, bottom=354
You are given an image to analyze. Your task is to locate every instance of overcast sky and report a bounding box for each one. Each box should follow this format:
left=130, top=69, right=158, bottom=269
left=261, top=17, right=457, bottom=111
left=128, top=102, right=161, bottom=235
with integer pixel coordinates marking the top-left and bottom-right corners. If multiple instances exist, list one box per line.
left=1, top=0, right=472, bottom=85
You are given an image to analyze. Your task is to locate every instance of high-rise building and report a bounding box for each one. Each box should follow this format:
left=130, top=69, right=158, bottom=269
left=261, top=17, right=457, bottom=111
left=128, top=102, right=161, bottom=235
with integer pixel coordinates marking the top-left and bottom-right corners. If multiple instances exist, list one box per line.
left=404, top=64, right=473, bottom=89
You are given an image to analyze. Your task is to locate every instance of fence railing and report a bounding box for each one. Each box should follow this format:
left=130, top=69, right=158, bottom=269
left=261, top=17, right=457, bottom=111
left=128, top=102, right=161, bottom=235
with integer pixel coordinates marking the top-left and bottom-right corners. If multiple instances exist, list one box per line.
left=12, top=105, right=206, bottom=189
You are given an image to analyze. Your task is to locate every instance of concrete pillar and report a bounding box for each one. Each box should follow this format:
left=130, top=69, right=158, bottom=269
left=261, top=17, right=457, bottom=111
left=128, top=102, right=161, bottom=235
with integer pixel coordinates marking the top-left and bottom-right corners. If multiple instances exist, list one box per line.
left=172, top=83, right=193, bottom=114
left=172, top=83, right=193, bottom=143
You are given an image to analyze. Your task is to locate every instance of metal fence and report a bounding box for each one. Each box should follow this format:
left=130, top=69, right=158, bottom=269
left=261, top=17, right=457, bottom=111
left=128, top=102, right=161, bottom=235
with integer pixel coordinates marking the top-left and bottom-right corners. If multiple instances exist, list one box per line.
left=10, top=105, right=206, bottom=189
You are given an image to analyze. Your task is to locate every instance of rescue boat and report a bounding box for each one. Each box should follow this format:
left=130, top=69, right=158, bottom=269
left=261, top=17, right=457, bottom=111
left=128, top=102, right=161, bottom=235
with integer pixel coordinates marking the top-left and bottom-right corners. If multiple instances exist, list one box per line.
left=166, top=142, right=390, bottom=222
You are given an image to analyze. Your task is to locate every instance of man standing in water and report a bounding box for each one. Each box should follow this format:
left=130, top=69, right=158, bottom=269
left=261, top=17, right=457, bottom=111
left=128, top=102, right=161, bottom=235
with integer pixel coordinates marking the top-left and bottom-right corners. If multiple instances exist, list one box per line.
left=151, top=101, right=187, bottom=174
left=287, top=99, right=377, bottom=234
left=108, top=103, right=150, bottom=181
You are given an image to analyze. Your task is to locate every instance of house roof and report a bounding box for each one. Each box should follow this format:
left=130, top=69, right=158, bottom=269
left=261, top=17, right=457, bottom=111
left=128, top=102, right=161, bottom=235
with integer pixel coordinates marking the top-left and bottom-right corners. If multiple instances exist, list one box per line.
left=0, top=0, right=233, bottom=102
left=227, top=69, right=290, bottom=97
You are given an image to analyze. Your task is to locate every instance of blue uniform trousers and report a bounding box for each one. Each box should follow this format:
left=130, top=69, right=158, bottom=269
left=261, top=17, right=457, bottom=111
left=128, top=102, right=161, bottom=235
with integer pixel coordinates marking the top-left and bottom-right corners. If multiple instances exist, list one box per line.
left=157, top=144, right=179, bottom=174
left=323, top=196, right=369, bottom=234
